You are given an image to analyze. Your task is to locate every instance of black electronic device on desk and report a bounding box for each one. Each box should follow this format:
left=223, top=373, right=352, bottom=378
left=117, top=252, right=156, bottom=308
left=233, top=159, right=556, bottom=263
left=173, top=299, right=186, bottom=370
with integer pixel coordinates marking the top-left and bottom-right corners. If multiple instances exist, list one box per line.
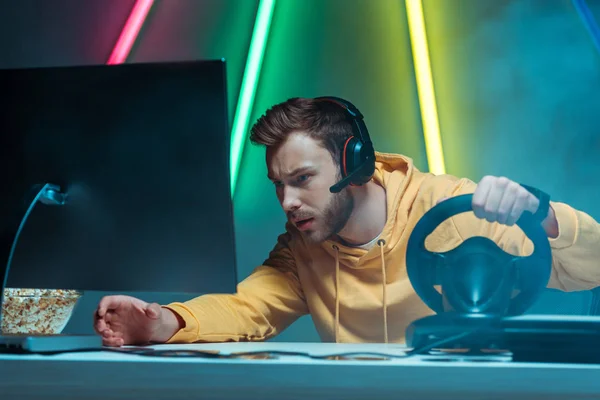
left=405, top=193, right=600, bottom=364
left=0, top=60, right=237, bottom=353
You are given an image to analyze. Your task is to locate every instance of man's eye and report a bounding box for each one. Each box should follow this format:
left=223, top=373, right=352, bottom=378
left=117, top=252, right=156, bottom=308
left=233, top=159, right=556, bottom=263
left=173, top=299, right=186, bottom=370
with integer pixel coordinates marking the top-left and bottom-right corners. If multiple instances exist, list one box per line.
left=273, top=181, right=283, bottom=188
left=297, top=175, right=310, bottom=183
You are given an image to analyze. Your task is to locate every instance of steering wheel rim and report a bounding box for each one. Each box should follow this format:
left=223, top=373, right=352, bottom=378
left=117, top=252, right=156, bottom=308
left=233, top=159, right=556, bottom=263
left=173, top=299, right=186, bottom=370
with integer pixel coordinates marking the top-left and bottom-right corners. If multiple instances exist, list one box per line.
left=406, top=194, right=552, bottom=316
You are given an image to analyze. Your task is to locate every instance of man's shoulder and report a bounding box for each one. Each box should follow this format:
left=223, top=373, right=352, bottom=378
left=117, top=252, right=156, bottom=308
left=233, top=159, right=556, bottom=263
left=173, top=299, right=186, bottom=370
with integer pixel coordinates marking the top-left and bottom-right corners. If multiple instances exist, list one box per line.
left=374, top=151, right=414, bottom=170
left=414, top=172, right=477, bottom=201
left=261, top=223, right=317, bottom=270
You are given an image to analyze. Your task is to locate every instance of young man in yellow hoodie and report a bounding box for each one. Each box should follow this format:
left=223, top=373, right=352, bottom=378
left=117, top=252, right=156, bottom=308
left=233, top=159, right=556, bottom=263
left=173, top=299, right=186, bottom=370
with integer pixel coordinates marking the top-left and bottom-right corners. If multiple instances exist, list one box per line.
left=94, top=97, right=600, bottom=347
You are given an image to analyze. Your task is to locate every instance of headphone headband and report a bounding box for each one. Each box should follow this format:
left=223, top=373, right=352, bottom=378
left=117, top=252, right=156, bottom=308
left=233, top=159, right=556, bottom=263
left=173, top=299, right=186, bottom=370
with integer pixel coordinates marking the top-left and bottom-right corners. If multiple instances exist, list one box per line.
left=313, top=96, right=372, bottom=147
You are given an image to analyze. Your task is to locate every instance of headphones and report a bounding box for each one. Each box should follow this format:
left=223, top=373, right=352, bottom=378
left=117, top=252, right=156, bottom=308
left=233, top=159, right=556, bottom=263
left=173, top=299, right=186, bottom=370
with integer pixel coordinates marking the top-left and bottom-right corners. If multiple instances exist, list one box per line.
left=313, top=96, right=376, bottom=193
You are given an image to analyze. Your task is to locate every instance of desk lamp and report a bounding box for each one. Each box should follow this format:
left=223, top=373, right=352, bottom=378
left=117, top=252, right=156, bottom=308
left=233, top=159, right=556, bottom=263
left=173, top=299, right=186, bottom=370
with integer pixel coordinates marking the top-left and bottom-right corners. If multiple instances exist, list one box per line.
left=0, top=183, right=102, bottom=353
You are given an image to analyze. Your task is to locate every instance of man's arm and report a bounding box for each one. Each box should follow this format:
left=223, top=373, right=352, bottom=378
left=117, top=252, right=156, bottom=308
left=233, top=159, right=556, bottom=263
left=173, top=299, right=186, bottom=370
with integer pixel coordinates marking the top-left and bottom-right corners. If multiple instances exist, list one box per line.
left=158, top=232, right=309, bottom=343
left=150, top=306, right=185, bottom=343
left=418, top=174, right=600, bottom=291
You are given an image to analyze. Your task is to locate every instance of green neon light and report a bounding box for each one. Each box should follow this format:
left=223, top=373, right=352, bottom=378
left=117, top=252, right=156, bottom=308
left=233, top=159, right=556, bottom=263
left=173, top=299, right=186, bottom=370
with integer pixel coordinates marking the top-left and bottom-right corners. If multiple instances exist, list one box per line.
left=230, top=0, right=276, bottom=196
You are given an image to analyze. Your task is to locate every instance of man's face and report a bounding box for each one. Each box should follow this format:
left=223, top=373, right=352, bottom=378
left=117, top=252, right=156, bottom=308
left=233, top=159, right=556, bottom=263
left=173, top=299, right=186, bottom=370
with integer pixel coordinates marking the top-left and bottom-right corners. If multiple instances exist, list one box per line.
left=267, top=132, right=354, bottom=243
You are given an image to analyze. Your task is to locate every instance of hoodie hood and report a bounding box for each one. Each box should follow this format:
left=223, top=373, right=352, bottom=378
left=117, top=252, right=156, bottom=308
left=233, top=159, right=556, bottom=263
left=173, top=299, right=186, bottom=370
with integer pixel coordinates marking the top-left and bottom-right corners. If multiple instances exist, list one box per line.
left=320, top=151, right=417, bottom=268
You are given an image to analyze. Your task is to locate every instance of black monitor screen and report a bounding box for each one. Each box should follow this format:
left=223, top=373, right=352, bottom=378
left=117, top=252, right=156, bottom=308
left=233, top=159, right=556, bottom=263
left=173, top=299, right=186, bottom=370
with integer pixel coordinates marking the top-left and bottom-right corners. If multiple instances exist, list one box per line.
left=0, top=59, right=237, bottom=294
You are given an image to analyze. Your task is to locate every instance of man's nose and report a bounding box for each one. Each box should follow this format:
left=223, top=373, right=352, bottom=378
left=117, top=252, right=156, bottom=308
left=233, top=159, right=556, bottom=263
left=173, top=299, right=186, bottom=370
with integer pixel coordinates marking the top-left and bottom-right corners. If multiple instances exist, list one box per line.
left=282, top=186, right=301, bottom=212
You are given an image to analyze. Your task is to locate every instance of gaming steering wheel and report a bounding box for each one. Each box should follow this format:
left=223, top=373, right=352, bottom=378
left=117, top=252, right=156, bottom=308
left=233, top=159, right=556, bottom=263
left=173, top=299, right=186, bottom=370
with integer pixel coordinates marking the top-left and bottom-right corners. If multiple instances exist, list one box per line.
left=406, top=194, right=552, bottom=317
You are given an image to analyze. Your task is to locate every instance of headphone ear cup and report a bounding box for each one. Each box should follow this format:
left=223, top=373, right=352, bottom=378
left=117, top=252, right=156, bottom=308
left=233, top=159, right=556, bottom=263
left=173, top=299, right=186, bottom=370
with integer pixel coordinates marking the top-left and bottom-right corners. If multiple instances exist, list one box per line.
left=342, top=136, right=373, bottom=186
left=350, top=139, right=365, bottom=178
left=341, top=136, right=360, bottom=178
left=353, top=142, right=373, bottom=185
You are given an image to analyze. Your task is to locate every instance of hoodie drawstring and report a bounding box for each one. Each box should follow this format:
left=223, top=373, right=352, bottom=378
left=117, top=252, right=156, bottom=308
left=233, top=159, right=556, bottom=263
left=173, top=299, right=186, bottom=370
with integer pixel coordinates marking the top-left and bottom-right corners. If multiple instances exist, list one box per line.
left=333, top=245, right=340, bottom=343
left=332, top=240, right=388, bottom=344
left=378, top=239, right=388, bottom=344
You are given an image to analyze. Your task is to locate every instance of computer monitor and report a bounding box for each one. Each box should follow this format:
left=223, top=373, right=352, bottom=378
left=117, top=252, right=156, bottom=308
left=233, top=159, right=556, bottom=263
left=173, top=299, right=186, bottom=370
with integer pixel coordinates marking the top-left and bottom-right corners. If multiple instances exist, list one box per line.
left=0, top=59, right=238, bottom=294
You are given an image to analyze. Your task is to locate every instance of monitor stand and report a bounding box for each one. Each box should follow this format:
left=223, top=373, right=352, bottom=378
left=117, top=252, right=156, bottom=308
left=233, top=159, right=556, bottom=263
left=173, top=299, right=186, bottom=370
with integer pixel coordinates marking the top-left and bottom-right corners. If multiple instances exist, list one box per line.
left=0, top=333, right=102, bottom=354
left=406, top=313, right=600, bottom=364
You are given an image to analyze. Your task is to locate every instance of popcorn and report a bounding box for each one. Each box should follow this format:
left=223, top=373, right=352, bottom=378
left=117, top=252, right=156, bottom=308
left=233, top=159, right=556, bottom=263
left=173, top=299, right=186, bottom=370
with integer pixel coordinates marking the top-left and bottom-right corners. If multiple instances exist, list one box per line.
left=1, top=288, right=82, bottom=335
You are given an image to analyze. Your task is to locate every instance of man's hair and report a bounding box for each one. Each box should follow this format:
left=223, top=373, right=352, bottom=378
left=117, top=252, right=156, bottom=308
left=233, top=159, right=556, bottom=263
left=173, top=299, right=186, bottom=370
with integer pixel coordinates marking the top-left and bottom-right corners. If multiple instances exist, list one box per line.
left=249, top=97, right=355, bottom=169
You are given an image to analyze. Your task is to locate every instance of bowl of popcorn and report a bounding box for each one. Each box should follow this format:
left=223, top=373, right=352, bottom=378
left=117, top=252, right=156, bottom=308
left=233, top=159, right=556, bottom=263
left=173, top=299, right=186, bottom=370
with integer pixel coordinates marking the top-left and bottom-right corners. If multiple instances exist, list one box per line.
left=1, top=288, right=83, bottom=335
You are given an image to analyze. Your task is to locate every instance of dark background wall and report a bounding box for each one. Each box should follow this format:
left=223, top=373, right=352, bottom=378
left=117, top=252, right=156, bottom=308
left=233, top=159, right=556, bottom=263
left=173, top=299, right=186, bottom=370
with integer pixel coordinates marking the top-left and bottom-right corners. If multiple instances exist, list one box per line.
left=1, top=0, right=599, bottom=342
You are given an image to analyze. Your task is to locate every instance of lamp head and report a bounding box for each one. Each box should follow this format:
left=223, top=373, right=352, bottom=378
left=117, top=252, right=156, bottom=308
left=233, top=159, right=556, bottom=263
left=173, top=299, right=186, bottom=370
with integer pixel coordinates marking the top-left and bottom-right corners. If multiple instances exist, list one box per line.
left=39, top=184, right=67, bottom=206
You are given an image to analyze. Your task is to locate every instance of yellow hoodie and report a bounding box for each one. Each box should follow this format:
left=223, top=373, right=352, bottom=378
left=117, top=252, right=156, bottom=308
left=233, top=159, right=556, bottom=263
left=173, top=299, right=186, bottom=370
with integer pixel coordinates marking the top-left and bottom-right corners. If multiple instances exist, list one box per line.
left=163, top=152, right=600, bottom=344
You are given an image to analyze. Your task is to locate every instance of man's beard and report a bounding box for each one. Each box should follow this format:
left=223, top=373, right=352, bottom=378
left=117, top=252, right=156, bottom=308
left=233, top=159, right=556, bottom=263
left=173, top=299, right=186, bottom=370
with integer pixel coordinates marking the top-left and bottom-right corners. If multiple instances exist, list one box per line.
left=304, top=188, right=354, bottom=244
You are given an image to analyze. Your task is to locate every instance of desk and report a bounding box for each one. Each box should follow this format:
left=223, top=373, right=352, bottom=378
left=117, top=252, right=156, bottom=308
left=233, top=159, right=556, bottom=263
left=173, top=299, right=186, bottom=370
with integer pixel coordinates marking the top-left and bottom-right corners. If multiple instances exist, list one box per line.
left=1, top=342, right=599, bottom=400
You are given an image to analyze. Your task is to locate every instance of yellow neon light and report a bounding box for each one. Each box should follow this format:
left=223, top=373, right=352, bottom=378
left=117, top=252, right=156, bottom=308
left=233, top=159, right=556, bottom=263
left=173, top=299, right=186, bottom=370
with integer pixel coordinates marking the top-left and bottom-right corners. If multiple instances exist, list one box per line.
left=405, top=0, right=446, bottom=175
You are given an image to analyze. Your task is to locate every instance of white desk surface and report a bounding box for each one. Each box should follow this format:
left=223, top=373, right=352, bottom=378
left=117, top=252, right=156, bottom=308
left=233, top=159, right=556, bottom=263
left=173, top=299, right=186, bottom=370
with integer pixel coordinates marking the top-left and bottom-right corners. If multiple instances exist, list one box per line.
left=1, top=342, right=600, bottom=400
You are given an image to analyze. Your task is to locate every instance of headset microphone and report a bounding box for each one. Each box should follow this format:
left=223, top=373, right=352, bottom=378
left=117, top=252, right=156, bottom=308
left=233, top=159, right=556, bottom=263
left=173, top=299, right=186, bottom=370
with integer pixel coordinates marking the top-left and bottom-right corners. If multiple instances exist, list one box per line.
left=329, top=174, right=354, bottom=194
left=329, top=161, right=372, bottom=193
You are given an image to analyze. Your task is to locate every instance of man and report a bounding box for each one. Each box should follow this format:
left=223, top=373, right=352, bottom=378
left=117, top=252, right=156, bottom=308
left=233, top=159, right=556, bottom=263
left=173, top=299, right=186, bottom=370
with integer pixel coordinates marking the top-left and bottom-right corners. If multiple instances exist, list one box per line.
left=94, top=97, right=600, bottom=347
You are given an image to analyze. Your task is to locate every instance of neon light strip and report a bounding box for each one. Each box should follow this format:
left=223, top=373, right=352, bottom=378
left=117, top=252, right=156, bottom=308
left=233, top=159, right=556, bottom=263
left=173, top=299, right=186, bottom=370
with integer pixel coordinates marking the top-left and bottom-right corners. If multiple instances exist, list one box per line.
left=107, top=0, right=155, bottom=65
left=230, top=0, right=277, bottom=195
left=405, top=0, right=446, bottom=175
left=572, top=0, right=600, bottom=53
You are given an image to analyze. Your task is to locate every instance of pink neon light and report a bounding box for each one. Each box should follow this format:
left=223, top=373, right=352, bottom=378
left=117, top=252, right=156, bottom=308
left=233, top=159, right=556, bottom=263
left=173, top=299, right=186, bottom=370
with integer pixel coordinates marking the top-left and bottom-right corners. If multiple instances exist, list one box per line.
left=107, top=0, right=154, bottom=65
